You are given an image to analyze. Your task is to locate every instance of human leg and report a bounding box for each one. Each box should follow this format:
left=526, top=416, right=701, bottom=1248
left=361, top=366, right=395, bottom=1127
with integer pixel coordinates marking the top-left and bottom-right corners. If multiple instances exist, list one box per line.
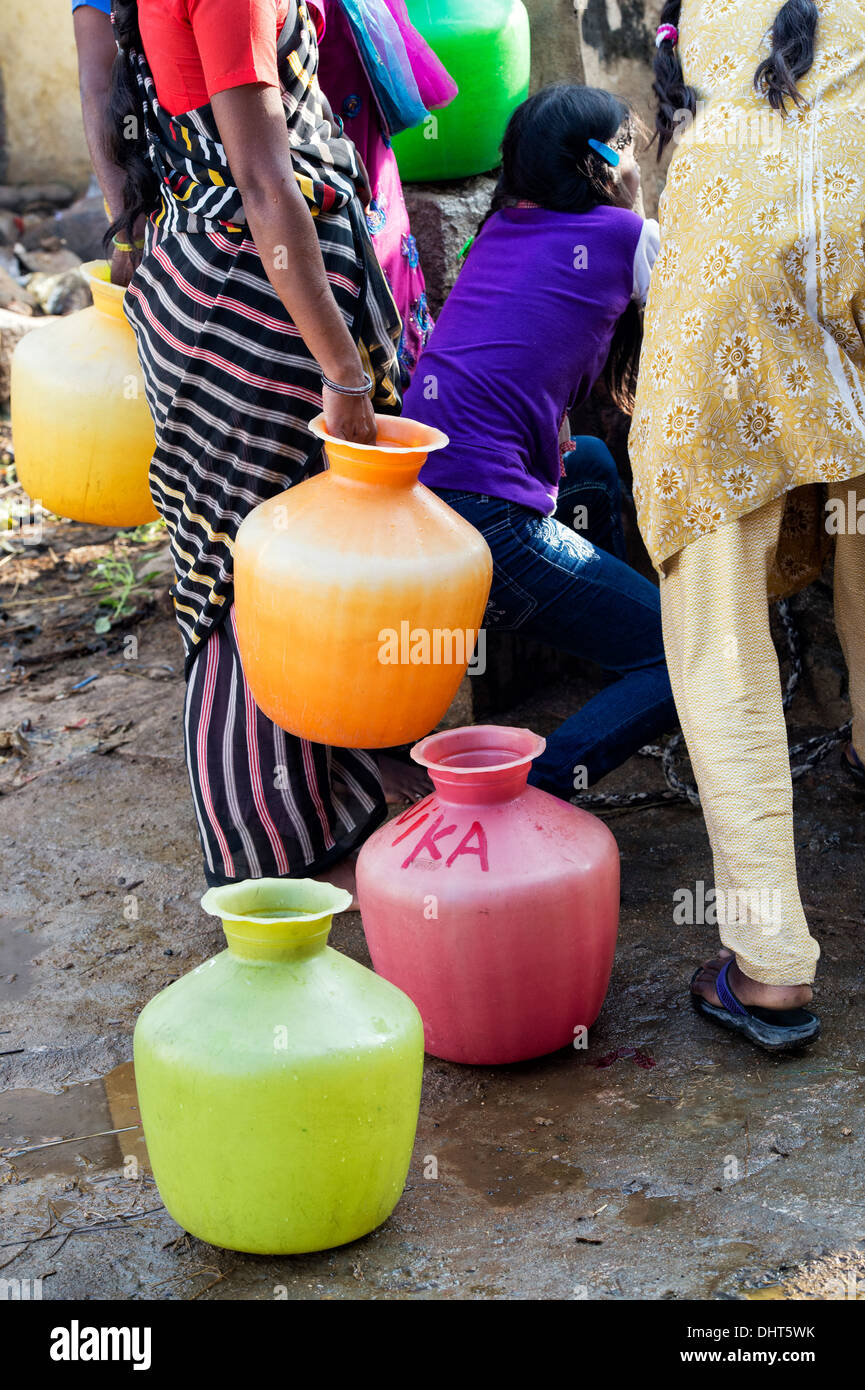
left=183, top=608, right=387, bottom=888
left=658, top=497, right=820, bottom=990
left=554, top=435, right=627, bottom=562
left=829, top=473, right=865, bottom=771
left=433, top=489, right=676, bottom=797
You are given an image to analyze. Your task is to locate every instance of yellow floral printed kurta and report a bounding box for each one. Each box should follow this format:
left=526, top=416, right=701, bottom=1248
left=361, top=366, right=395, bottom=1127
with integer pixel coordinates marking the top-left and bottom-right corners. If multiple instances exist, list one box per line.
left=630, top=0, right=865, bottom=589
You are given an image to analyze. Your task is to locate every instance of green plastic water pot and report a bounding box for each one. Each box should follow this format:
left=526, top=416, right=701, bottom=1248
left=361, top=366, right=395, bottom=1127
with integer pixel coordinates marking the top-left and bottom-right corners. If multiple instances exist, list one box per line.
left=133, top=878, right=424, bottom=1254
left=392, top=0, right=531, bottom=182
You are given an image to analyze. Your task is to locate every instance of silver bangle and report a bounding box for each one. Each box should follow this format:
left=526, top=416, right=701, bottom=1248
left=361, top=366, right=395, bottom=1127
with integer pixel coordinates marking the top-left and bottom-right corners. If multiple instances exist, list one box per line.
left=321, top=370, right=373, bottom=397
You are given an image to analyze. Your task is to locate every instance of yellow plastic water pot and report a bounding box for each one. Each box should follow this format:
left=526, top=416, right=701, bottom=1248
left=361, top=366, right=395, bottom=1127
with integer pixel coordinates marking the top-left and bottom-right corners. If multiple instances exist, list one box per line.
left=11, top=260, right=157, bottom=526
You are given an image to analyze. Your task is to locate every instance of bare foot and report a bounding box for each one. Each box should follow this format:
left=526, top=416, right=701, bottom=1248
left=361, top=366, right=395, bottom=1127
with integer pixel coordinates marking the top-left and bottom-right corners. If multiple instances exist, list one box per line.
left=312, top=855, right=358, bottom=910
left=377, top=753, right=433, bottom=805
left=691, top=948, right=813, bottom=1011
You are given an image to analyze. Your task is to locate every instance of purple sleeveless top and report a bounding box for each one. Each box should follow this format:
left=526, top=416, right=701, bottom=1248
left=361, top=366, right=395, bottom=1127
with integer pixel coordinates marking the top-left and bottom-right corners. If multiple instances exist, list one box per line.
left=405, top=203, right=643, bottom=514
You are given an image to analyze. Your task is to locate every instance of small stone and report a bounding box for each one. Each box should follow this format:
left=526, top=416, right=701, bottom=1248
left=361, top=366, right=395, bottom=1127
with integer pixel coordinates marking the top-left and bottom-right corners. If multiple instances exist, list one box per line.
left=0, top=211, right=22, bottom=247
left=0, top=246, right=22, bottom=279
left=0, top=265, right=37, bottom=316
left=26, top=267, right=91, bottom=316
left=18, top=240, right=82, bottom=277
left=22, top=198, right=109, bottom=264
left=0, top=183, right=76, bottom=212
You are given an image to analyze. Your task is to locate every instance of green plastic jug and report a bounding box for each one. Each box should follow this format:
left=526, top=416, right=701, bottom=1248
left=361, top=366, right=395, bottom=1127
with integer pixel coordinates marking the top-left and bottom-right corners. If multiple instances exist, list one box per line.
left=392, top=0, right=531, bottom=182
left=133, top=879, right=424, bottom=1254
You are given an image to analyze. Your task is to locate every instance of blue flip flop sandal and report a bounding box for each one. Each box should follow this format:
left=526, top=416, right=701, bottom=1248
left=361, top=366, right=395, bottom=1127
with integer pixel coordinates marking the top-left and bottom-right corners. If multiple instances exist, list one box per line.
left=842, top=744, right=865, bottom=789
left=690, top=959, right=820, bottom=1053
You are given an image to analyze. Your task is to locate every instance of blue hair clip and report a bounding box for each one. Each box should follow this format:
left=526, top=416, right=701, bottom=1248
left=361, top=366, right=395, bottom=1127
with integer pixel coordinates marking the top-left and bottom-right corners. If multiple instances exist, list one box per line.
left=588, top=138, right=620, bottom=168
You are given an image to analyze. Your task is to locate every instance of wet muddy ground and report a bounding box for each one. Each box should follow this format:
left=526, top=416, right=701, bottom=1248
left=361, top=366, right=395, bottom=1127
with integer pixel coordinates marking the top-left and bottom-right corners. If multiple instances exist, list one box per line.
left=2, top=495, right=864, bottom=1300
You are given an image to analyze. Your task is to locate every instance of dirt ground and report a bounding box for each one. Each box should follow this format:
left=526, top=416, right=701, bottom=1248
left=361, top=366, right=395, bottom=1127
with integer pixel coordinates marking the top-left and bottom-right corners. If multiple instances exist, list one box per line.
left=2, top=448, right=865, bottom=1301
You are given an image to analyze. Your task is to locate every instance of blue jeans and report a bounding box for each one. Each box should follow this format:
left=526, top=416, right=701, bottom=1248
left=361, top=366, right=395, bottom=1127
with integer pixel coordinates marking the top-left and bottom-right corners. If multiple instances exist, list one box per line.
left=434, top=436, right=677, bottom=799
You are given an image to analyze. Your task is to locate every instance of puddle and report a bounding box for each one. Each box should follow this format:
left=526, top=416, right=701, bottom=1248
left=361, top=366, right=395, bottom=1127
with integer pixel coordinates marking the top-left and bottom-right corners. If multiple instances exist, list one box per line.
left=0, top=917, right=39, bottom=1002
left=741, top=1248, right=865, bottom=1301
left=621, top=1191, right=691, bottom=1228
left=0, top=1061, right=150, bottom=1179
left=430, top=1100, right=586, bottom=1208
left=438, top=1136, right=586, bottom=1207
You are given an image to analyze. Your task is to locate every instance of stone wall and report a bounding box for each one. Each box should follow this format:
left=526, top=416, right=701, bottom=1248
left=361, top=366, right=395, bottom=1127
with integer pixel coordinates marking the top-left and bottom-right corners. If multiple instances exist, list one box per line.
left=0, top=1, right=615, bottom=193
left=0, top=1, right=665, bottom=195
left=0, top=68, right=8, bottom=185
left=576, top=0, right=669, bottom=214
left=0, top=0, right=668, bottom=296
left=525, top=0, right=584, bottom=89
left=0, top=0, right=92, bottom=192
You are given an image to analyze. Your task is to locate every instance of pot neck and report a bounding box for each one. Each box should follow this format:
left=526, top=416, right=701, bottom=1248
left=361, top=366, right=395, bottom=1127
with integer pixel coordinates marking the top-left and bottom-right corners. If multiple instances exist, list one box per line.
left=326, top=448, right=424, bottom=489
left=201, top=878, right=352, bottom=962
left=308, top=412, right=448, bottom=488
left=412, top=725, right=546, bottom=806
left=82, top=260, right=126, bottom=323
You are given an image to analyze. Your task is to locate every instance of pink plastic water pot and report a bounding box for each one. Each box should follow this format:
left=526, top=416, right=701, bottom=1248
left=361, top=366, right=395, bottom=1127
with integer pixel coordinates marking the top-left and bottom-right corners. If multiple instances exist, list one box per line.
left=356, top=725, right=620, bottom=1064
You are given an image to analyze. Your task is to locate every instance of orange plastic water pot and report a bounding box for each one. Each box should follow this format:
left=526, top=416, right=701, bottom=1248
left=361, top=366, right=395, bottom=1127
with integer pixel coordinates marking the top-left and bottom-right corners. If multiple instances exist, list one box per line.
left=233, top=414, right=492, bottom=748
left=11, top=261, right=157, bottom=527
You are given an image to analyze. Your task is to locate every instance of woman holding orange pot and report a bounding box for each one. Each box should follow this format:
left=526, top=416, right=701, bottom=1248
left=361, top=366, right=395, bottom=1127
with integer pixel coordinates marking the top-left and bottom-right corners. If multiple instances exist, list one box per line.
left=103, top=0, right=404, bottom=892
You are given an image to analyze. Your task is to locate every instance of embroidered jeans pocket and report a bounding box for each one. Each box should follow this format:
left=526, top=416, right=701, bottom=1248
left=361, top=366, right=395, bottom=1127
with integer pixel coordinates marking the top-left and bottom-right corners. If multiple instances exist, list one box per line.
left=484, top=571, right=538, bottom=630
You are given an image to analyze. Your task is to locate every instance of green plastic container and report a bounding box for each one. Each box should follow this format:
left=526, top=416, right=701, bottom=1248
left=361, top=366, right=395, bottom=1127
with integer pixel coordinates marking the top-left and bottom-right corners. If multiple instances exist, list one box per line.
left=133, top=878, right=424, bottom=1254
left=392, top=0, right=531, bottom=183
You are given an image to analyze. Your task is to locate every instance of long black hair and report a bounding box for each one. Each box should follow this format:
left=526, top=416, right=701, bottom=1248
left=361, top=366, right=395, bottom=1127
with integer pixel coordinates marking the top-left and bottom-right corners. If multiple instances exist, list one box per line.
left=654, top=0, right=819, bottom=157
left=482, top=84, right=633, bottom=225
left=478, top=84, right=644, bottom=413
left=103, top=0, right=160, bottom=246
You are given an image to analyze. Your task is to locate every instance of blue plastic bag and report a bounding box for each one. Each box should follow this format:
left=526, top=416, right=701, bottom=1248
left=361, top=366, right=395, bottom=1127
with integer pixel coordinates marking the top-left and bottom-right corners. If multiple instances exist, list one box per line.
left=339, top=0, right=430, bottom=136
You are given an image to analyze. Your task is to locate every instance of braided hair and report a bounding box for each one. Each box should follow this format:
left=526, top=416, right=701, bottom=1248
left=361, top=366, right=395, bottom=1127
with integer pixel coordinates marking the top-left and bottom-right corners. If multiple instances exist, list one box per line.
left=104, top=0, right=160, bottom=245
left=654, top=0, right=819, bottom=157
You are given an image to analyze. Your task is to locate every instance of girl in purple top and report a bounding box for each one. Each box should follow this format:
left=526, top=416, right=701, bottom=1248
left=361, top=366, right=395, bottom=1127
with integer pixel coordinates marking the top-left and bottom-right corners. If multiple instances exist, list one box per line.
left=404, top=85, right=676, bottom=799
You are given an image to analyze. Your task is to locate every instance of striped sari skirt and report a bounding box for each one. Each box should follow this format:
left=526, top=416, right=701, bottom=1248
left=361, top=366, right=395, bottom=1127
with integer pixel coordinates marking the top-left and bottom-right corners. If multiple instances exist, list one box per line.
left=125, top=199, right=400, bottom=884
left=185, top=607, right=385, bottom=886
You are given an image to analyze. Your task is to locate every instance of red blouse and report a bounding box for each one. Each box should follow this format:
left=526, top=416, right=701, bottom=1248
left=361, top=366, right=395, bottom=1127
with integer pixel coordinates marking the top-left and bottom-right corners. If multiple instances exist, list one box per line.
left=137, top=0, right=301, bottom=115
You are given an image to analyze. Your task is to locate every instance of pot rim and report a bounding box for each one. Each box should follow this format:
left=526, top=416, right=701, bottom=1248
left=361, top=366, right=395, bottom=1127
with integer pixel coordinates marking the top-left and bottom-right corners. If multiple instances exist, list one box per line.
left=201, top=876, right=352, bottom=925
left=411, top=724, right=546, bottom=775
left=308, top=411, right=449, bottom=455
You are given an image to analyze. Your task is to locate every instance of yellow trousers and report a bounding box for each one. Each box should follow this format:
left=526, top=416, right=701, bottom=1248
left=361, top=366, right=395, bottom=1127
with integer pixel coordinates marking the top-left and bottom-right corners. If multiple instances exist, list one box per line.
left=659, top=476, right=865, bottom=985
